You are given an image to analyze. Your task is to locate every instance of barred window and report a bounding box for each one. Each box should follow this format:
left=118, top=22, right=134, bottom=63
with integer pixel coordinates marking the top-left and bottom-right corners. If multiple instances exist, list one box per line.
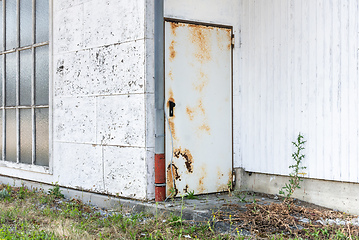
left=0, top=0, right=49, bottom=167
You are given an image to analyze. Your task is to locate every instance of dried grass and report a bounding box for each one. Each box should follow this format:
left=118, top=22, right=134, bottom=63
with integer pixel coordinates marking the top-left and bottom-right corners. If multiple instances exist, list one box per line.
left=216, top=200, right=359, bottom=238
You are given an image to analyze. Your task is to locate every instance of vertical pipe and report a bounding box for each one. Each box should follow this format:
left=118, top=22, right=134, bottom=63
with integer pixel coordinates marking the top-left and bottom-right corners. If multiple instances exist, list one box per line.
left=154, top=153, right=165, bottom=201
left=154, top=0, right=165, bottom=201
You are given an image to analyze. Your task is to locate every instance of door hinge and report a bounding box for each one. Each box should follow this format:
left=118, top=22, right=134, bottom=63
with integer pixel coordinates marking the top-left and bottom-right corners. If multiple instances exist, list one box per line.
left=231, top=34, right=235, bottom=48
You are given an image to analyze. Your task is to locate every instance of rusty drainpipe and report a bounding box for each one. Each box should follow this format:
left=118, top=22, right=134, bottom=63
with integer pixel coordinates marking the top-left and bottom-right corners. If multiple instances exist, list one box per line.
left=154, top=0, right=166, bottom=202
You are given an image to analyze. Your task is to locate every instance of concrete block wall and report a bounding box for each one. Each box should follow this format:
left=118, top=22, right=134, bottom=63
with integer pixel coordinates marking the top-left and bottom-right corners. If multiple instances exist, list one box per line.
left=52, top=0, right=155, bottom=200
left=0, top=0, right=155, bottom=200
left=0, top=0, right=156, bottom=201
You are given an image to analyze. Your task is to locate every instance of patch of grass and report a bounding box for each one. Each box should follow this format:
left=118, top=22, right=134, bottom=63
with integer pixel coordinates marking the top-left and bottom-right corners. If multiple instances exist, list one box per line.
left=0, top=183, right=356, bottom=239
left=48, top=182, right=64, bottom=199
left=0, top=184, right=232, bottom=239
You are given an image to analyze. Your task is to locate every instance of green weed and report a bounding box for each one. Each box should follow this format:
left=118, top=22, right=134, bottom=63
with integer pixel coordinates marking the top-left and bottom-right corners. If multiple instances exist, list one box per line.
left=279, top=133, right=307, bottom=202
left=185, top=190, right=198, bottom=199
left=235, top=191, right=248, bottom=203
left=48, top=182, right=64, bottom=199
left=0, top=188, right=10, bottom=199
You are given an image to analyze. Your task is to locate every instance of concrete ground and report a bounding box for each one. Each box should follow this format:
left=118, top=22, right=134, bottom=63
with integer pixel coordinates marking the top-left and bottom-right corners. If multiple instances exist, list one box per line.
left=152, top=191, right=274, bottom=221
left=113, top=191, right=286, bottom=236
left=112, top=190, right=344, bottom=237
left=2, top=175, right=345, bottom=236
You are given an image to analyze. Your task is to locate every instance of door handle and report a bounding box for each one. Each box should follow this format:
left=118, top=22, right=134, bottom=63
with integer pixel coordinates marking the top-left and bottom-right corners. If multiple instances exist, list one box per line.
left=169, top=101, right=176, bottom=117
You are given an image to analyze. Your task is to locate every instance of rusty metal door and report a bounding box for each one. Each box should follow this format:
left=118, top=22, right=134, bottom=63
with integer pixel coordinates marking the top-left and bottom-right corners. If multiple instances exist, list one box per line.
left=165, top=20, right=233, bottom=197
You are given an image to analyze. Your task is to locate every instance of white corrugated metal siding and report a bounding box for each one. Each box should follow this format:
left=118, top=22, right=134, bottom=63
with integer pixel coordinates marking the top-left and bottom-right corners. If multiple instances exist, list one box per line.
left=239, top=0, right=359, bottom=182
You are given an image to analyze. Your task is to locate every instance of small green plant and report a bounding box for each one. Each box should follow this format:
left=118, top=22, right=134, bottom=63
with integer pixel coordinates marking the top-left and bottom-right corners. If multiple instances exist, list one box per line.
left=18, top=186, right=28, bottom=199
left=179, top=194, right=185, bottom=228
left=185, top=190, right=197, bottom=199
left=279, top=133, right=307, bottom=202
left=235, top=191, right=248, bottom=203
left=0, top=189, right=10, bottom=199
left=334, top=229, right=346, bottom=239
left=155, top=201, right=159, bottom=222
left=48, top=182, right=64, bottom=199
left=169, top=214, right=182, bottom=226
left=168, top=187, right=176, bottom=199
left=320, top=227, right=329, bottom=236
left=207, top=212, right=215, bottom=233
left=252, top=197, right=259, bottom=214
left=227, top=180, right=233, bottom=196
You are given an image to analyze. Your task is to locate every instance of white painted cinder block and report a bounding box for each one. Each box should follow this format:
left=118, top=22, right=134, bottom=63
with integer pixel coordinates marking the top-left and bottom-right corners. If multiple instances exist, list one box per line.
left=103, top=146, right=147, bottom=199
left=83, top=0, right=145, bottom=49
left=145, top=93, right=155, bottom=149
left=53, top=142, right=104, bottom=192
left=54, top=41, right=145, bottom=98
left=53, top=0, right=92, bottom=12
left=54, top=50, right=92, bottom=97
left=53, top=3, right=84, bottom=54
left=96, top=94, right=146, bottom=147
left=52, top=0, right=151, bottom=201
left=53, top=97, right=96, bottom=144
left=87, top=41, right=145, bottom=96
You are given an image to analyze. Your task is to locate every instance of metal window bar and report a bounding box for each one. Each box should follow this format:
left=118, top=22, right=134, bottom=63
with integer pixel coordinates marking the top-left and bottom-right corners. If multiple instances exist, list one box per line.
left=0, top=42, right=49, bottom=55
left=16, top=0, right=20, bottom=163
left=2, top=0, right=5, bottom=162
left=32, top=0, right=35, bottom=165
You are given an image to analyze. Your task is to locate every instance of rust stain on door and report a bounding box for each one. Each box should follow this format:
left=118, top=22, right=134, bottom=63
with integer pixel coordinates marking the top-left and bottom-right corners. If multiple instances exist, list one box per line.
left=183, top=184, right=189, bottom=193
left=169, top=40, right=176, bottom=61
left=190, top=25, right=213, bottom=63
left=185, top=100, right=207, bottom=121
left=167, top=89, right=175, bottom=108
left=215, top=28, right=232, bottom=51
left=170, top=22, right=181, bottom=36
left=198, top=123, right=211, bottom=134
left=168, top=70, right=173, bottom=80
left=197, top=165, right=207, bottom=193
left=166, top=163, right=180, bottom=196
left=193, top=71, right=208, bottom=92
left=186, top=106, right=194, bottom=120
left=198, top=100, right=206, bottom=115
left=167, top=89, right=177, bottom=140
left=216, top=170, right=233, bottom=192
left=174, top=147, right=194, bottom=173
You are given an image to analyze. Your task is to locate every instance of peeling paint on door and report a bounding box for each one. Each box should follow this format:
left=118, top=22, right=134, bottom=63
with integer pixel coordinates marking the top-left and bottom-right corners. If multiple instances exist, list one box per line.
left=165, top=20, right=233, bottom=197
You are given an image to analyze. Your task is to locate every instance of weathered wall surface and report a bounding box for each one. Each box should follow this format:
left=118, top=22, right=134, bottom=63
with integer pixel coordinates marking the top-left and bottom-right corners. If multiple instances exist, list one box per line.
left=0, top=0, right=156, bottom=200
left=239, top=0, right=359, bottom=182
left=52, top=0, right=155, bottom=199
